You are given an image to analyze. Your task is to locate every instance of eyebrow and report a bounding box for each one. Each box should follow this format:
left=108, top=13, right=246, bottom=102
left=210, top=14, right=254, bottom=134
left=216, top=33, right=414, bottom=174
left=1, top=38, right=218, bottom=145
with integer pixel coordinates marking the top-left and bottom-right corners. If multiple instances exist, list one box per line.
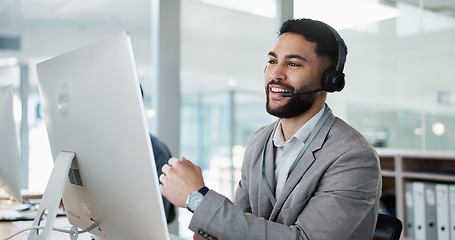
left=268, top=51, right=308, bottom=62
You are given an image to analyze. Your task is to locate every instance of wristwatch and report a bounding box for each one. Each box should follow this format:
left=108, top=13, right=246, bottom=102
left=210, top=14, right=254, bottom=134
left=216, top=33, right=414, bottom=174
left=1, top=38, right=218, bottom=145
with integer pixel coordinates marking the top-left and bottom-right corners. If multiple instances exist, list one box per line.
left=186, top=186, right=210, bottom=213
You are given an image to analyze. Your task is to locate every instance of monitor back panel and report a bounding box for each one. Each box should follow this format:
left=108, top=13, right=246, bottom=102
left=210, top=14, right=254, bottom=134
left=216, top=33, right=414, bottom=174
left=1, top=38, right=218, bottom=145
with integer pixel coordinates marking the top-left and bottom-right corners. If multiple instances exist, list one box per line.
left=36, top=32, right=169, bottom=240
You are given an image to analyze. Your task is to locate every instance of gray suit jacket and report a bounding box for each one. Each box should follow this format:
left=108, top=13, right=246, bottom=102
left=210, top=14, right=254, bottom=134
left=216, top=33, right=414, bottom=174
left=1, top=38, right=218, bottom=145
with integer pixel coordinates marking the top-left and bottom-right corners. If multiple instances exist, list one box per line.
left=189, top=106, right=382, bottom=240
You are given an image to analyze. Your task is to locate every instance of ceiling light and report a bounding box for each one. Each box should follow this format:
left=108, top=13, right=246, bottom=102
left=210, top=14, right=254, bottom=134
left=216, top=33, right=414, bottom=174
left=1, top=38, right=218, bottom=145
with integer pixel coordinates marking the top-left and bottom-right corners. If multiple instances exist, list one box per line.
left=413, top=127, right=422, bottom=136
left=202, top=0, right=401, bottom=31
left=202, top=0, right=275, bottom=18
left=228, top=78, right=237, bottom=88
left=432, top=122, right=445, bottom=136
left=146, top=109, right=156, bottom=118
left=294, top=0, right=401, bottom=30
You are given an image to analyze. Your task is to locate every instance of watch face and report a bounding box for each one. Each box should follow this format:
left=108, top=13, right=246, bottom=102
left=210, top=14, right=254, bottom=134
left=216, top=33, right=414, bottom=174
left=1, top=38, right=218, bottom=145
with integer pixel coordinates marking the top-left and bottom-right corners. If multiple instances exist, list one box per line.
left=188, top=192, right=204, bottom=211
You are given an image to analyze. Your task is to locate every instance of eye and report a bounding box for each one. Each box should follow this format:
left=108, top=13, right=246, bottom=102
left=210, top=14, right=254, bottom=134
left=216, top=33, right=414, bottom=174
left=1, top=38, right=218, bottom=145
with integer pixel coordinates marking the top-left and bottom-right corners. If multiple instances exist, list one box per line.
left=289, top=62, right=301, bottom=67
left=268, top=60, right=276, bottom=64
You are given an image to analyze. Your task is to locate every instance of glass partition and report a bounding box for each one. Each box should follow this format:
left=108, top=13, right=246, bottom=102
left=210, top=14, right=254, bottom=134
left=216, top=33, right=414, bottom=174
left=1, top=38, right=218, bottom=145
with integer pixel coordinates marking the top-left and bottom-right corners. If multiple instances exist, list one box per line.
left=0, top=0, right=454, bottom=237
left=322, top=1, right=455, bottom=150
left=179, top=0, right=455, bottom=236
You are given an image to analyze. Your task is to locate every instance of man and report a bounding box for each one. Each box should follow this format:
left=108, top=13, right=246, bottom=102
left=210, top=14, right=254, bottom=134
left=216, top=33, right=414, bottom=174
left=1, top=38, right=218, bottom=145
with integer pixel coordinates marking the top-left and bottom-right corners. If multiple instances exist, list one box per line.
left=150, top=134, right=176, bottom=223
left=140, top=85, right=176, bottom=223
left=160, top=18, right=381, bottom=240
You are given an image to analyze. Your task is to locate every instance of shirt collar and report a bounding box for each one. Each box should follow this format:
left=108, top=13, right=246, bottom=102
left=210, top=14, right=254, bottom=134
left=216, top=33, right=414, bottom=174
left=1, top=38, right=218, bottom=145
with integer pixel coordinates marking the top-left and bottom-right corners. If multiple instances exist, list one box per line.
left=273, top=105, right=326, bottom=147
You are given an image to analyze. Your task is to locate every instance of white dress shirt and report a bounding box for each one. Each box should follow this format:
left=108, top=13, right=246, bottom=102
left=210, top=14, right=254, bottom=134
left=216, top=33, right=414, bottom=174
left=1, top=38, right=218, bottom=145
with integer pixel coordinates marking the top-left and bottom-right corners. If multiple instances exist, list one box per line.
left=272, top=105, right=325, bottom=197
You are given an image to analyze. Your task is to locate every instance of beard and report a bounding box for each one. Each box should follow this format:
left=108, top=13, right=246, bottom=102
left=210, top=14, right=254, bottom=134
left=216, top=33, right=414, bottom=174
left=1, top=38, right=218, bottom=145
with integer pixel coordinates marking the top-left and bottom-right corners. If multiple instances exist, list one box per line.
left=266, top=82, right=317, bottom=119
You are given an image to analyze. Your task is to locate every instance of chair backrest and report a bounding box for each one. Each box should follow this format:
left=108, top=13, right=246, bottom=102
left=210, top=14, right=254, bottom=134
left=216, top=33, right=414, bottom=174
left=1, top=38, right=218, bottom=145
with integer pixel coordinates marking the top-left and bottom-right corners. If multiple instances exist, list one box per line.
left=373, top=214, right=403, bottom=240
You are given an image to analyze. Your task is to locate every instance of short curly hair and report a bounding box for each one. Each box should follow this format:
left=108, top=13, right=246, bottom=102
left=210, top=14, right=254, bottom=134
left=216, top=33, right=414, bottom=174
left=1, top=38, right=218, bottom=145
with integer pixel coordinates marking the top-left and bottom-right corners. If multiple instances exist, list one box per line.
left=279, top=18, right=345, bottom=66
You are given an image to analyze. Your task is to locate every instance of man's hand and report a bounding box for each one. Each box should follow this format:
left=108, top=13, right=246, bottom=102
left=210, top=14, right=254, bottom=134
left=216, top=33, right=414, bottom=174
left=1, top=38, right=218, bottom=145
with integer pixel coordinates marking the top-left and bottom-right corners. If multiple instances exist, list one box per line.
left=159, top=157, right=206, bottom=208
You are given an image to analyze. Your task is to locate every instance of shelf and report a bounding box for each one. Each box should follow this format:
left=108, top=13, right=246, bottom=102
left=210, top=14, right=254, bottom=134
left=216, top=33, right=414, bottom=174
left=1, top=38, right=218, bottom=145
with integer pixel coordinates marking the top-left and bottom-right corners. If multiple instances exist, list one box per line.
left=377, top=149, right=455, bottom=239
left=402, top=172, right=455, bottom=182
left=381, top=170, right=395, bottom=177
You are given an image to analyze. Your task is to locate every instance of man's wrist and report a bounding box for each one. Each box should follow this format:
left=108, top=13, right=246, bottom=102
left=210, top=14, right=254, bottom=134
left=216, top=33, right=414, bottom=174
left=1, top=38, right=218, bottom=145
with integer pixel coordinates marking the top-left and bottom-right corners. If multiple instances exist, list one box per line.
left=186, top=186, right=209, bottom=213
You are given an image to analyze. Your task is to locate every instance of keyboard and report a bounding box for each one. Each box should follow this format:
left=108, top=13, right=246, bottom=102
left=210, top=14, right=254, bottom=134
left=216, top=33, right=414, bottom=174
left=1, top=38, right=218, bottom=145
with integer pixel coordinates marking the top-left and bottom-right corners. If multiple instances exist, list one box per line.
left=0, top=209, right=36, bottom=221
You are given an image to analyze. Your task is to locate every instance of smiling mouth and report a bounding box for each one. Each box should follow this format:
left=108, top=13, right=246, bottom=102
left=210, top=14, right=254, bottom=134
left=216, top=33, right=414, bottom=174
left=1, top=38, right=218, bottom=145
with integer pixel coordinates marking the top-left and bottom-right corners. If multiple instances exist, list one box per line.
left=270, top=87, right=291, bottom=94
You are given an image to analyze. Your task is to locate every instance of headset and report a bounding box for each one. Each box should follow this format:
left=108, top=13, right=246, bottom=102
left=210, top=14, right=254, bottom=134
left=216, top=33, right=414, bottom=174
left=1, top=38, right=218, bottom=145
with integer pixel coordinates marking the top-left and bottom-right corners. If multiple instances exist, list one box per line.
left=266, top=24, right=348, bottom=96
left=321, top=25, right=347, bottom=93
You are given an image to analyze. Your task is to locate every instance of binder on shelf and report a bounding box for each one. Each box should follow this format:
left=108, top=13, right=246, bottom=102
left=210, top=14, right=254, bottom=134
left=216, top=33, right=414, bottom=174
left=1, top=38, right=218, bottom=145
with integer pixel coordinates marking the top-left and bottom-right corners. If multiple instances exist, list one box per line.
left=413, top=181, right=426, bottom=239
left=405, top=182, right=415, bottom=239
left=436, top=183, right=450, bottom=240
left=449, top=185, right=455, bottom=239
left=425, top=182, right=437, bottom=240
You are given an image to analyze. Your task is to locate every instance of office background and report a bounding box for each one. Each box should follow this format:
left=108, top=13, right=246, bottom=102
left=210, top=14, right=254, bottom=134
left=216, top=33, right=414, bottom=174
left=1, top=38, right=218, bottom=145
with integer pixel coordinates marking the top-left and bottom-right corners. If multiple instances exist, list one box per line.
left=0, top=0, right=454, bottom=238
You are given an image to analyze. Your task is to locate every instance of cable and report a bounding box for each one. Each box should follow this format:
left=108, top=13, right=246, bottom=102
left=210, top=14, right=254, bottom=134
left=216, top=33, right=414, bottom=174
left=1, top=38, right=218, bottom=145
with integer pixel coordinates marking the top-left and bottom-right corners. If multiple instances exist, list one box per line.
left=2, top=226, right=72, bottom=240
left=1, top=221, right=98, bottom=240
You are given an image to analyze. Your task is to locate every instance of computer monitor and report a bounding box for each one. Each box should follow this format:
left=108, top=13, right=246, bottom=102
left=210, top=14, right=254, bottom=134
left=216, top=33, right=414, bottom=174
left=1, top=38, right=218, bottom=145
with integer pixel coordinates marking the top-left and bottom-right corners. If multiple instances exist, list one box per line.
left=33, top=32, right=170, bottom=240
left=0, top=85, right=22, bottom=203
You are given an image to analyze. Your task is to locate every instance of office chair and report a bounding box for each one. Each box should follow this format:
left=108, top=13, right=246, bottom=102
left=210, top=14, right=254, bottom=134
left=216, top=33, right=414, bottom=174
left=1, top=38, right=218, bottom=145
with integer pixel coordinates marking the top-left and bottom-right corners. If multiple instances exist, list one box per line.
left=373, top=214, right=403, bottom=240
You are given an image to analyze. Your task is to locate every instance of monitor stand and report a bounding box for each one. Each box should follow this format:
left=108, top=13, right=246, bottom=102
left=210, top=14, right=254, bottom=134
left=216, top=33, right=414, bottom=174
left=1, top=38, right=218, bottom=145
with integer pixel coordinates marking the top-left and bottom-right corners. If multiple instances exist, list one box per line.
left=25, top=151, right=177, bottom=240
left=27, top=151, right=75, bottom=240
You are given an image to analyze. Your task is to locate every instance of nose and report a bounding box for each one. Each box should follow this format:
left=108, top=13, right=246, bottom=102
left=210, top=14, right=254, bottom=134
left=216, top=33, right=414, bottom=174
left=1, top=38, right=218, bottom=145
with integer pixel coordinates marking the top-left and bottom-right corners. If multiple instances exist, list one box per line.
left=269, top=63, right=286, bottom=81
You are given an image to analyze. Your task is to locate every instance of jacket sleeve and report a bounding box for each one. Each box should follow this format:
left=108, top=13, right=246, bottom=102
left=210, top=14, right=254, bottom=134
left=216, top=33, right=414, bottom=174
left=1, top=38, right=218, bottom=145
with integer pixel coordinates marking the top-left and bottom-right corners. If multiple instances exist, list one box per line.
left=188, top=147, right=381, bottom=240
left=188, top=124, right=301, bottom=240
left=188, top=119, right=381, bottom=240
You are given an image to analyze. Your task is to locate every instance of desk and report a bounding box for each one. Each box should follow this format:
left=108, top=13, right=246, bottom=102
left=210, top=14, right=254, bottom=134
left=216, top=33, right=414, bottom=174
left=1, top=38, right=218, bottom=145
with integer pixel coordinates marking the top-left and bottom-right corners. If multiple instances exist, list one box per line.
left=1, top=217, right=183, bottom=240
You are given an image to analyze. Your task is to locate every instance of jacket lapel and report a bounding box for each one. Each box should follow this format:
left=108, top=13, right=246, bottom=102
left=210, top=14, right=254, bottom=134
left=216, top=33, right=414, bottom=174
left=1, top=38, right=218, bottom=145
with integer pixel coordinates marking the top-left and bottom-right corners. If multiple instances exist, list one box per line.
left=268, top=108, right=336, bottom=221
left=258, top=121, right=278, bottom=218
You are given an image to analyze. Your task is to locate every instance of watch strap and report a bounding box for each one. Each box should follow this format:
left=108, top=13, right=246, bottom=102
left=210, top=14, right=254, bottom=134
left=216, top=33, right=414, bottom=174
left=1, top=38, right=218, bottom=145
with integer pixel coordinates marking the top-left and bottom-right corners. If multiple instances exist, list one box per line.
left=198, top=186, right=209, bottom=196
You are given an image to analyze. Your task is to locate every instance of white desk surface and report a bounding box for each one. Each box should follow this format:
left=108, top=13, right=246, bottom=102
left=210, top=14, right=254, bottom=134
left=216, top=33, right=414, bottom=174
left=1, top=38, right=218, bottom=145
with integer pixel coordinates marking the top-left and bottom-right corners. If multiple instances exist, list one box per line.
left=0, top=217, right=183, bottom=240
left=0, top=217, right=93, bottom=240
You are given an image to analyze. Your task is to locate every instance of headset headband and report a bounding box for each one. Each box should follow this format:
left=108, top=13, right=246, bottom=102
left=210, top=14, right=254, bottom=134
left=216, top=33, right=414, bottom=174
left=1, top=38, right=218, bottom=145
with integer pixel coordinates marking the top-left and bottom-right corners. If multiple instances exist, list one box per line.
left=325, top=25, right=347, bottom=73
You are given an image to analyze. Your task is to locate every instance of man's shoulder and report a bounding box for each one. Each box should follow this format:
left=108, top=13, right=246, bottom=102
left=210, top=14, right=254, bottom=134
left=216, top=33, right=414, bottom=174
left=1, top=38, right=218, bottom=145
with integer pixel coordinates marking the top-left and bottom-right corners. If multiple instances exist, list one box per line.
left=332, top=117, right=365, bottom=138
left=329, top=117, right=377, bottom=153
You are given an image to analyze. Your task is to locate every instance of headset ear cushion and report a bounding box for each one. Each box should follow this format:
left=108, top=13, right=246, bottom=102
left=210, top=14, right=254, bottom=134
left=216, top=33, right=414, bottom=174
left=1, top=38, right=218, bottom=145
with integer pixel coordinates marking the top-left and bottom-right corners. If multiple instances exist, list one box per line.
left=322, top=67, right=345, bottom=92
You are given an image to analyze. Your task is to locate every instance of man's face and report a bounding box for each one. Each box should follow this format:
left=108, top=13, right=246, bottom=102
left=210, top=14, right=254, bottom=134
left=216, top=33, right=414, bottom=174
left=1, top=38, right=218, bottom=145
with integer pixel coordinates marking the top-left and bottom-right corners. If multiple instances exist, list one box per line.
left=264, top=32, right=326, bottom=118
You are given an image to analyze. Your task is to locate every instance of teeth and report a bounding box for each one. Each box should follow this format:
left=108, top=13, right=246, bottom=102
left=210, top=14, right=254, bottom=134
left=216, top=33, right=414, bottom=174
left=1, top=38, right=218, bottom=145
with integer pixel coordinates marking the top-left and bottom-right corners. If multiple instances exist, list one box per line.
left=270, top=87, right=288, bottom=93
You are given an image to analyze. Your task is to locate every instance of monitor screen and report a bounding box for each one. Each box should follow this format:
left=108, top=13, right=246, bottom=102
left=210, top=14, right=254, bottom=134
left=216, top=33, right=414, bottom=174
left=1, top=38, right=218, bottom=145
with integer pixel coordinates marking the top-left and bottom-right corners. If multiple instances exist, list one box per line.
left=36, top=32, right=170, bottom=240
left=0, top=85, right=22, bottom=203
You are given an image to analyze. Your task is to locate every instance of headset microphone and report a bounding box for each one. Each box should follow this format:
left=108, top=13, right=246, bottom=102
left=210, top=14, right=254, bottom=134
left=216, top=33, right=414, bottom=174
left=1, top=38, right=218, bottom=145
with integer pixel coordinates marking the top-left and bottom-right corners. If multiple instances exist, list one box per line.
left=281, top=88, right=325, bottom=97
